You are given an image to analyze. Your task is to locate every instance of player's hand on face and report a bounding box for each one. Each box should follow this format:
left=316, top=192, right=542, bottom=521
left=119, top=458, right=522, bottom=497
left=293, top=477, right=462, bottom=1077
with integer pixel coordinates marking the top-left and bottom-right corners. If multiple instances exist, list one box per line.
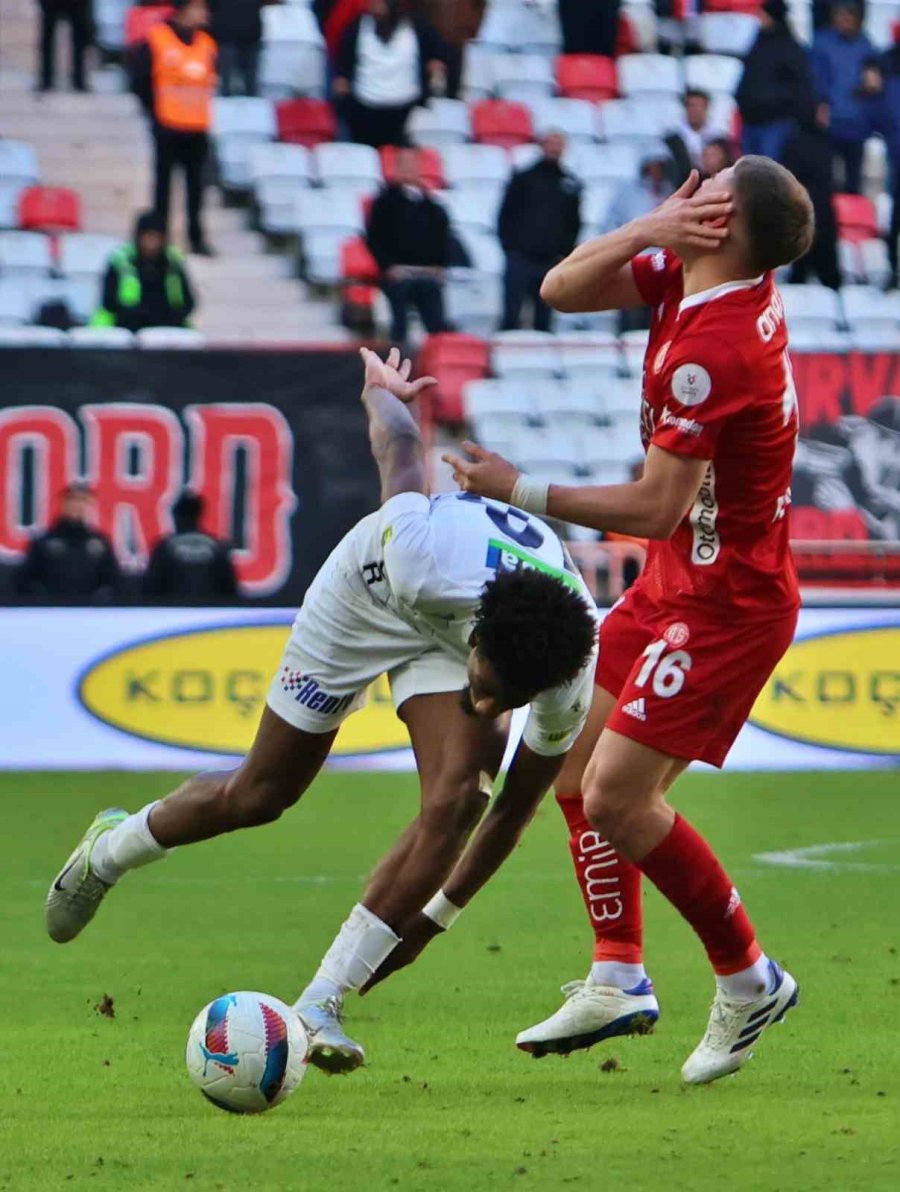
left=640, top=169, right=733, bottom=254
left=360, top=346, right=438, bottom=405
left=441, top=441, right=520, bottom=502
left=358, top=913, right=444, bottom=996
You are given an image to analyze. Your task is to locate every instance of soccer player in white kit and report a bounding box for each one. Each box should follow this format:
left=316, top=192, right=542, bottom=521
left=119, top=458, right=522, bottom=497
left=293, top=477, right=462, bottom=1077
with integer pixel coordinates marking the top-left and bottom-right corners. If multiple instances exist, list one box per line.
left=47, top=347, right=598, bottom=1074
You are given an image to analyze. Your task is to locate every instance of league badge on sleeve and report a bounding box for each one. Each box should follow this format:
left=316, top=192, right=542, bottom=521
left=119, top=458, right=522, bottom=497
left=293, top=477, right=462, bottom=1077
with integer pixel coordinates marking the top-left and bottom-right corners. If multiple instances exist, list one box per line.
left=671, top=364, right=712, bottom=407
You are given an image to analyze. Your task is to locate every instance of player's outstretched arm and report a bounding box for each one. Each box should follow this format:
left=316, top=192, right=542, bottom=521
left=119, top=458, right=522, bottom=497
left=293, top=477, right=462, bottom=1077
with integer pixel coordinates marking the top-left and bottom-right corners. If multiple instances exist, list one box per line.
left=359, top=346, right=437, bottom=504
left=359, top=745, right=562, bottom=995
left=541, top=171, right=732, bottom=314
left=443, top=442, right=709, bottom=540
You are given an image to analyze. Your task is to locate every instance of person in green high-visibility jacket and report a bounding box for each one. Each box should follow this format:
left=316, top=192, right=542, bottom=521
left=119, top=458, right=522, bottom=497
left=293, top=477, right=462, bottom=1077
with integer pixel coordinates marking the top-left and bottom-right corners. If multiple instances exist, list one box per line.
left=93, top=211, right=196, bottom=332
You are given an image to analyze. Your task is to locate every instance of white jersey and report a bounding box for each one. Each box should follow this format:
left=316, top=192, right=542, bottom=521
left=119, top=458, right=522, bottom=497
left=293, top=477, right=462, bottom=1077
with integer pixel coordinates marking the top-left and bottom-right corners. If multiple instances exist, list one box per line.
left=343, top=491, right=598, bottom=755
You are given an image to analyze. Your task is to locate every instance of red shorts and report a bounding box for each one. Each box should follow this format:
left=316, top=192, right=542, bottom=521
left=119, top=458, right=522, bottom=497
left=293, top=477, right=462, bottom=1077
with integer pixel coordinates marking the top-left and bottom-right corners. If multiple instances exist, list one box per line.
left=595, top=592, right=798, bottom=768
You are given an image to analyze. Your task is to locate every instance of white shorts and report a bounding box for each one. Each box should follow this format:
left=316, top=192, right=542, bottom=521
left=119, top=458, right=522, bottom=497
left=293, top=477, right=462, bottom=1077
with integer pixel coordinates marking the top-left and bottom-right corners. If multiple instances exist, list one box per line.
left=266, top=540, right=467, bottom=735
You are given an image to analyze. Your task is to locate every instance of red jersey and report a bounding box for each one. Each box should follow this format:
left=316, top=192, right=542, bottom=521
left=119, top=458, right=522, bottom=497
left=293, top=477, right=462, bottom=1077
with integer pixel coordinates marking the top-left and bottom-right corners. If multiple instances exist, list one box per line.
left=629, top=249, right=800, bottom=620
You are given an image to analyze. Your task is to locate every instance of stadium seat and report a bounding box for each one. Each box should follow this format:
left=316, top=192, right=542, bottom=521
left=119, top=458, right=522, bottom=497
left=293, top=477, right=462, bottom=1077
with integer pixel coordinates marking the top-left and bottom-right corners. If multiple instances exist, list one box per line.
left=787, top=324, right=853, bottom=351
left=58, top=234, right=119, bottom=283
left=579, top=420, right=643, bottom=468
left=461, top=44, right=498, bottom=101
left=508, top=142, right=544, bottom=173
left=779, top=283, right=843, bottom=328
left=492, top=330, right=562, bottom=379
left=124, top=4, right=171, bottom=45
left=137, top=327, right=207, bottom=348
left=492, top=54, right=555, bottom=102
left=841, top=284, right=900, bottom=332
left=315, top=143, right=382, bottom=192
left=599, top=97, right=682, bottom=144
left=617, top=53, right=682, bottom=99
left=527, top=97, right=598, bottom=143
left=18, top=187, right=81, bottom=233
left=441, top=144, right=510, bottom=191
left=444, top=268, right=503, bottom=333
left=437, top=189, right=501, bottom=236
left=275, top=98, right=336, bottom=147
left=698, top=12, right=759, bottom=55
left=0, top=183, right=25, bottom=230
left=0, top=326, right=68, bottom=346
left=464, top=378, right=536, bottom=426
left=567, top=142, right=639, bottom=186
left=27, top=276, right=95, bottom=323
left=0, top=277, right=31, bottom=325
left=380, top=146, right=445, bottom=190
left=457, top=229, right=504, bottom=275
left=341, top=236, right=379, bottom=283
left=260, top=5, right=325, bottom=96
left=684, top=53, right=743, bottom=97
left=296, top=189, right=363, bottom=237
left=418, top=332, right=490, bottom=423
left=256, top=177, right=309, bottom=234
left=555, top=55, right=618, bottom=102
left=471, top=100, right=534, bottom=149
left=604, top=372, right=644, bottom=416
left=213, top=97, right=277, bottom=140
left=68, top=326, right=135, bottom=348
left=834, top=193, right=878, bottom=242
left=0, top=141, right=40, bottom=190
left=250, top=142, right=312, bottom=186
left=859, top=237, right=892, bottom=287
left=93, top=0, right=131, bottom=52
left=0, top=231, right=53, bottom=277
left=558, top=334, right=622, bottom=378
left=476, top=0, right=561, bottom=53
left=536, top=380, right=606, bottom=428
left=408, top=99, right=472, bottom=148
left=849, top=323, right=900, bottom=349
left=865, top=1, right=900, bottom=47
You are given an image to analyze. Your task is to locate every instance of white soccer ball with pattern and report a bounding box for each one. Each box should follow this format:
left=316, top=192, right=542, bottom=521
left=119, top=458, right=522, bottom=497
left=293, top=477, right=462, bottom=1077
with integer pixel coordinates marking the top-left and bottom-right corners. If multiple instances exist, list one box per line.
left=185, top=991, right=309, bottom=1113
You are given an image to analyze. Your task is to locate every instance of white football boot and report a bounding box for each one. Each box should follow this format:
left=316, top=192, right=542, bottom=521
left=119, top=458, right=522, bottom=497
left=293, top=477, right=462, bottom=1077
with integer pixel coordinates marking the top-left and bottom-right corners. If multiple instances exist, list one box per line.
left=516, top=978, right=659, bottom=1058
left=682, top=960, right=799, bottom=1085
left=46, top=808, right=127, bottom=943
left=296, top=994, right=366, bottom=1075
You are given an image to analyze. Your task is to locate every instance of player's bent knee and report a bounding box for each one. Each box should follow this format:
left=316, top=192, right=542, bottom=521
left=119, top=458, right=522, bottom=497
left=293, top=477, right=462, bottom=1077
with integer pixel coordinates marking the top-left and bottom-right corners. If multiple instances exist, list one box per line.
left=582, top=765, right=645, bottom=844
left=222, top=772, right=296, bottom=829
left=422, top=778, right=489, bottom=839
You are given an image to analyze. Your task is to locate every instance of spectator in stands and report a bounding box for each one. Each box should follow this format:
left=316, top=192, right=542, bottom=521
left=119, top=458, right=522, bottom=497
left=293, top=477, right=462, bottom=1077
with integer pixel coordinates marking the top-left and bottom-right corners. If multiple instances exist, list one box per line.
left=604, top=144, right=673, bottom=234
left=211, top=0, right=265, bottom=96
left=411, top=0, right=485, bottom=98
left=664, top=89, right=724, bottom=186
left=334, top=0, right=447, bottom=148
left=700, top=137, right=735, bottom=179
left=782, top=117, right=842, bottom=289
left=559, top=0, right=620, bottom=56
left=93, top=212, right=196, bottom=333
left=814, top=0, right=866, bottom=28
left=366, top=146, right=450, bottom=342
left=811, top=1, right=881, bottom=194
left=143, top=491, right=238, bottom=602
left=736, top=0, right=815, bottom=163
left=36, top=0, right=91, bottom=93
left=497, top=131, right=582, bottom=332
left=656, top=0, right=702, bottom=56
left=878, top=26, right=900, bottom=287
left=15, top=485, right=121, bottom=604
left=130, top=0, right=218, bottom=256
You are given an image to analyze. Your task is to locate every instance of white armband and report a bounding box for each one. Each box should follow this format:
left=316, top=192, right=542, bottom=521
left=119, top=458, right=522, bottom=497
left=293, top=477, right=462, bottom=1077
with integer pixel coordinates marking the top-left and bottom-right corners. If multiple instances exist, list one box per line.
left=510, top=474, right=550, bottom=516
left=422, top=890, right=462, bottom=930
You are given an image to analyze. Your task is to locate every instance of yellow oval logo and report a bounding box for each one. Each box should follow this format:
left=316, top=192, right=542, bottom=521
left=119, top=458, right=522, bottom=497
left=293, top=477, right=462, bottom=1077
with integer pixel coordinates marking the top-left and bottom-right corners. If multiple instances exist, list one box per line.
left=78, top=623, right=410, bottom=757
left=749, top=624, right=900, bottom=755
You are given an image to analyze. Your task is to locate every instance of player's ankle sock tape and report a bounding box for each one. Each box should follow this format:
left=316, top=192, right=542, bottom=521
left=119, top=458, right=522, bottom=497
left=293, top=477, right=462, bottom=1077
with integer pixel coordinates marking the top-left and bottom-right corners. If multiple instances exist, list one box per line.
left=94, top=802, right=166, bottom=881
left=317, top=903, right=401, bottom=992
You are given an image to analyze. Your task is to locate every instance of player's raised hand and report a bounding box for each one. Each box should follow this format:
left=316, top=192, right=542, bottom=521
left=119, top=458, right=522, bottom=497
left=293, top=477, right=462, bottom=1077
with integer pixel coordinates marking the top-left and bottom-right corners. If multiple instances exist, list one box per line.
left=639, top=168, right=734, bottom=254
left=441, top=441, right=520, bottom=502
left=360, top=346, right=437, bottom=405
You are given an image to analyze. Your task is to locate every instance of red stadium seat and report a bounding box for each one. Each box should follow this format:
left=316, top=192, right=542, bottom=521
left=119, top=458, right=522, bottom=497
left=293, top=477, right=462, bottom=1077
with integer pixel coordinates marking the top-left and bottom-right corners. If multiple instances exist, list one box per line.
left=276, top=99, right=336, bottom=147
left=616, top=13, right=638, bottom=56
left=379, top=146, right=445, bottom=191
left=125, top=5, right=172, bottom=45
left=18, top=186, right=81, bottom=233
left=555, top=55, right=618, bottom=102
left=834, top=193, right=877, bottom=243
left=704, top=0, right=760, bottom=12
left=417, top=333, right=490, bottom=424
left=471, top=101, right=533, bottom=150
left=341, top=236, right=379, bottom=283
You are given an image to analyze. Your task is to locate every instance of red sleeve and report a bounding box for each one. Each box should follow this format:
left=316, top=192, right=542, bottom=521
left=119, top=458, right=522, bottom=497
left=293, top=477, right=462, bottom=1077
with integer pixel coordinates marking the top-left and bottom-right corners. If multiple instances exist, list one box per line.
left=651, top=337, right=747, bottom=459
left=630, top=249, right=683, bottom=308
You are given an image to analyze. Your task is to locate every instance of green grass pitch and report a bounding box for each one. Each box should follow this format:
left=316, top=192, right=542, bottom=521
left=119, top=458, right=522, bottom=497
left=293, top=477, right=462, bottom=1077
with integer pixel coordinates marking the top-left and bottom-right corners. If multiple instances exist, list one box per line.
left=3, top=769, right=899, bottom=1191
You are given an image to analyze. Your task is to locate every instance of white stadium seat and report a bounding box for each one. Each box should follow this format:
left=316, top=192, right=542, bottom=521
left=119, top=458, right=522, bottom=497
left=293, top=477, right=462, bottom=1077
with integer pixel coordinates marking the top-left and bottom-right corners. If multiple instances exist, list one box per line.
left=476, top=1, right=561, bottom=53
left=492, top=54, right=555, bottom=102
left=0, top=182, right=25, bottom=230
left=535, top=380, right=605, bottom=428
left=492, top=330, right=562, bottom=379
left=568, top=142, right=639, bottom=186
left=295, top=190, right=363, bottom=236
left=27, top=277, right=96, bottom=324
left=859, top=238, right=892, bottom=288
left=213, top=97, right=277, bottom=140
left=68, top=326, right=135, bottom=348
left=582, top=185, right=616, bottom=233
left=0, top=277, right=31, bottom=325
left=508, top=143, right=544, bottom=173
left=408, top=99, right=472, bottom=147
left=438, top=188, right=501, bottom=235
left=249, top=142, right=313, bottom=187
left=464, top=378, right=536, bottom=425
left=849, top=324, right=900, bottom=349
left=137, top=328, right=207, bottom=349
left=684, top=54, right=743, bottom=98
left=444, top=268, right=503, bottom=331
left=617, top=53, right=682, bottom=99
left=698, top=12, right=759, bottom=56
left=527, top=97, right=598, bottom=143
left=461, top=44, right=498, bottom=100
left=58, top=234, right=120, bottom=282
left=457, top=229, right=505, bottom=275
left=256, top=177, right=309, bottom=235
left=558, top=335, right=623, bottom=377
left=841, top=284, right=900, bottom=331
left=0, top=325, right=68, bottom=346
left=314, top=143, right=382, bottom=191
left=778, top=283, right=843, bottom=328
left=0, top=231, right=52, bottom=277
left=599, top=97, right=682, bottom=145
left=441, top=144, right=510, bottom=190
left=260, top=5, right=325, bottom=96
left=0, top=140, right=40, bottom=188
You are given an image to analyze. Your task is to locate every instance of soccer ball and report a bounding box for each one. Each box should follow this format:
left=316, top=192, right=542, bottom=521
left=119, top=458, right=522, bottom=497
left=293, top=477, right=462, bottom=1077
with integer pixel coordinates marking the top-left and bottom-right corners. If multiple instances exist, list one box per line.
left=185, top=991, right=309, bottom=1113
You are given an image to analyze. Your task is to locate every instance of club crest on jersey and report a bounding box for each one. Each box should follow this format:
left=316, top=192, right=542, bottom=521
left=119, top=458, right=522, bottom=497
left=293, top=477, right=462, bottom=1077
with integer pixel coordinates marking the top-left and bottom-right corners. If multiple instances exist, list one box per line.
left=653, top=342, right=671, bottom=374
left=671, top=363, right=712, bottom=407
left=664, top=621, right=690, bottom=647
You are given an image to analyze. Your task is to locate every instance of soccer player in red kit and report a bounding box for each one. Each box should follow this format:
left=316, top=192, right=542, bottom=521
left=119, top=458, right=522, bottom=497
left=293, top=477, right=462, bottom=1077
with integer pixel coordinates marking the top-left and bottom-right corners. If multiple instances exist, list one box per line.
left=443, top=157, right=815, bottom=1084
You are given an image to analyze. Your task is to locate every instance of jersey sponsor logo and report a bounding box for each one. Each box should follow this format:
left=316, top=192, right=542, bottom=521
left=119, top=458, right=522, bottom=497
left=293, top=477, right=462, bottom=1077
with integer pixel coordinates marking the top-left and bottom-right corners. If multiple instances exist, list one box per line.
left=749, top=623, right=900, bottom=756
left=484, top=538, right=583, bottom=592
left=660, top=404, right=703, bottom=437
left=621, top=697, right=647, bottom=721
left=78, top=623, right=410, bottom=757
left=671, top=364, right=712, bottom=407
left=689, top=463, right=720, bottom=565
left=664, top=621, right=690, bottom=648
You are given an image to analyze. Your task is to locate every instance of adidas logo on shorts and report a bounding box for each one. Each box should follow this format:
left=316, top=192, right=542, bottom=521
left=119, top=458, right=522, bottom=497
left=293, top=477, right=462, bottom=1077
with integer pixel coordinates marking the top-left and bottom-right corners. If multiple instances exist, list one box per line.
left=622, top=697, right=647, bottom=722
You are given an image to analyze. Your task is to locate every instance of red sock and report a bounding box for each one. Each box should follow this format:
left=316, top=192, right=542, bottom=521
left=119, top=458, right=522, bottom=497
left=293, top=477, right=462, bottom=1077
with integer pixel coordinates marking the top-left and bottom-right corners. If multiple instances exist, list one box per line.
left=556, top=792, right=643, bottom=965
left=638, top=814, right=761, bottom=975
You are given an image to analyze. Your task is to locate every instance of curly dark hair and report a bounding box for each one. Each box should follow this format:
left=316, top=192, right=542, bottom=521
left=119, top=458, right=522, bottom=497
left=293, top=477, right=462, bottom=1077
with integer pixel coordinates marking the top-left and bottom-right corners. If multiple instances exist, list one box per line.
left=472, top=569, right=596, bottom=697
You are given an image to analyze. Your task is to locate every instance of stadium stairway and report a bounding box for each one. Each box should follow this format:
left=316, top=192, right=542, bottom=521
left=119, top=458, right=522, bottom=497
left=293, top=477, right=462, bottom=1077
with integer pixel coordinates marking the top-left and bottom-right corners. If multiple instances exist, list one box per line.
left=0, top=0, right=351, bottom=344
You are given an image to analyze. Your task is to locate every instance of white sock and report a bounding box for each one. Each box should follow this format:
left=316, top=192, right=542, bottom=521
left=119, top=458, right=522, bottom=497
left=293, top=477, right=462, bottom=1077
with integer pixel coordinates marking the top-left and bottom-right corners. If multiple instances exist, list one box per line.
left=589, top=961, right=649, bottom=992
left=295, top=903, right=400, bottom=1006
left=91, top=802, right=167, bottom=884
left=716, top=953, right=772, bottom=1001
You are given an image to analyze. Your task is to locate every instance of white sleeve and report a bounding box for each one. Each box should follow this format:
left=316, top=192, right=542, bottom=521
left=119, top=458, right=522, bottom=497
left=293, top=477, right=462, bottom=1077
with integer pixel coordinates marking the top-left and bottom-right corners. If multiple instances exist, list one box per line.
left=521, top=634, right=598, bottom=757
left=377, top=491, right=447, bottom=610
